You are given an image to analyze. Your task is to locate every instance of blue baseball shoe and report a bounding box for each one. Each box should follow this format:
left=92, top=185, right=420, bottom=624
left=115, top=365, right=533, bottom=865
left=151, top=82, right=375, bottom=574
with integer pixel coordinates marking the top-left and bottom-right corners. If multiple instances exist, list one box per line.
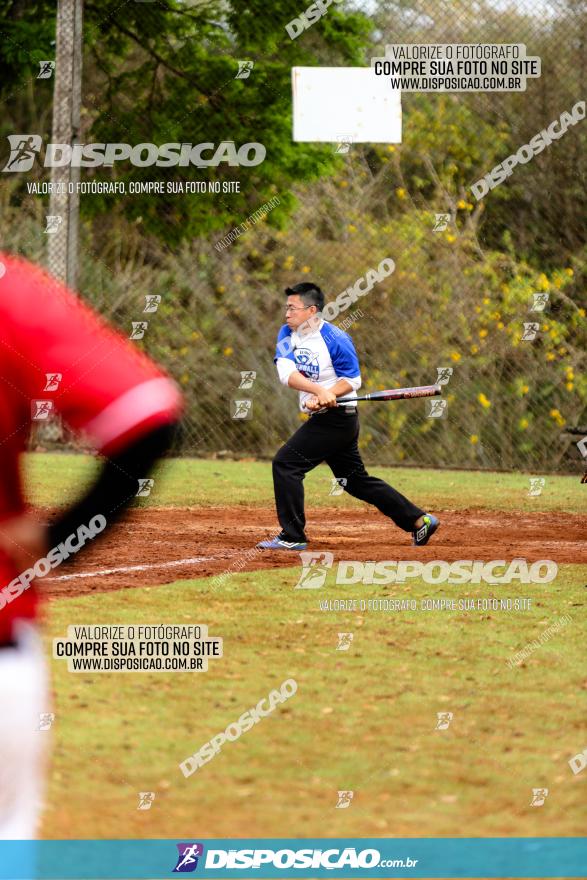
left=256, top=536, right=308, bottom=551
left=412, top=514, right=440, bottom=546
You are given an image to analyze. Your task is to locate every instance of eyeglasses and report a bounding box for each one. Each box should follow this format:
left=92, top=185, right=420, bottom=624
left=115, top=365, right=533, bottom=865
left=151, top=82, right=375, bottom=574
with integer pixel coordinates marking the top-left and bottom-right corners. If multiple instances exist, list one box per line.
left=285, top=304, right=313, bottom=312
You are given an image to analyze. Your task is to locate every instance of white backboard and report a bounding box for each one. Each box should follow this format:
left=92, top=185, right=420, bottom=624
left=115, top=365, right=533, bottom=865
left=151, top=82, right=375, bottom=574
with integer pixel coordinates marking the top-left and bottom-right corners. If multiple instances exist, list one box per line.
left=292, top=67, right=402, bottom=143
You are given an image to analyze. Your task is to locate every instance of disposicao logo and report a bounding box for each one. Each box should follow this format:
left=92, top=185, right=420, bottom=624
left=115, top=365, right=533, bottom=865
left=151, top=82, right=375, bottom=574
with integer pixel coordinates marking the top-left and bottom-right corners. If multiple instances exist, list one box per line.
left=2, top=135, right=266, bottom=171
left=173, top=843, right=204, bottom=873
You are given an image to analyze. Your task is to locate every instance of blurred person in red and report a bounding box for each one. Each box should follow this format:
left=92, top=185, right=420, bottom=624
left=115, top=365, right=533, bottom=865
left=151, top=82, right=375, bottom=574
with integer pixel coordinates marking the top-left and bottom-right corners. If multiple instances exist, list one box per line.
left=0, top=253, right=183, bottom=839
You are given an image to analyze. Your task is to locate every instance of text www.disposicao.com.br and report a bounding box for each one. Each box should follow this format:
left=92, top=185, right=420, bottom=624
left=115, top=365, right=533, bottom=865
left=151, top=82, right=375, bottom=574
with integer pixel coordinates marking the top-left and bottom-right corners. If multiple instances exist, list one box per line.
left=71, top=657, right=202, bottom=671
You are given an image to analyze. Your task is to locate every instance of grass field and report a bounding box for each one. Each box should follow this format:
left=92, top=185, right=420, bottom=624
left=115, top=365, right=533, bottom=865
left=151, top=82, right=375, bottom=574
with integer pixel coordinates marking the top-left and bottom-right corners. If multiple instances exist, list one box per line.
left=30, top=453, right=585, bottom=843
left=26, top=452, right=583, bottom=512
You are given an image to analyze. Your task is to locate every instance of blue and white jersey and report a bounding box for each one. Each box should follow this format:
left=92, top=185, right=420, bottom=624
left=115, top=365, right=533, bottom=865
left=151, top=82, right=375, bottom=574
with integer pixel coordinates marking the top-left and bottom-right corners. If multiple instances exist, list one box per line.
left=274, top=319, right=362, bottom=411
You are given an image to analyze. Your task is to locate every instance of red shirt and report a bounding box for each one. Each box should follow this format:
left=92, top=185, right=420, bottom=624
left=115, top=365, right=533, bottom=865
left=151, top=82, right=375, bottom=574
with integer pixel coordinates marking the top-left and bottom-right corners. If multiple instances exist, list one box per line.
left=0, top=253, right=183, bottom=641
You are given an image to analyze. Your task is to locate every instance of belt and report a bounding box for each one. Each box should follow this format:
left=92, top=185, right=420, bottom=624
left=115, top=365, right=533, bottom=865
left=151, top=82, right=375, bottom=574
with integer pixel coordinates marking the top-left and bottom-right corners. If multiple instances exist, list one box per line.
left=310, top=405, right=357, bottom=417
left=0, top=639, right=17, bottom=650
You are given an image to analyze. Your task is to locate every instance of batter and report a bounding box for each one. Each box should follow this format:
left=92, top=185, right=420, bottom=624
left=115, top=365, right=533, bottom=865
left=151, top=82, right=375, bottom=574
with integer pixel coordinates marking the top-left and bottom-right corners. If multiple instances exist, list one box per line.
left=257, top=282, right=440, bottom=551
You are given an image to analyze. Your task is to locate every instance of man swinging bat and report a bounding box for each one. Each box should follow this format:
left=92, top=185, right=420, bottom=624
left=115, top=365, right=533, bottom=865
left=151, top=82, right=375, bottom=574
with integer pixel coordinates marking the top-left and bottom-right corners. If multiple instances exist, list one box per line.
left=257, top=282, right=440, bottom=551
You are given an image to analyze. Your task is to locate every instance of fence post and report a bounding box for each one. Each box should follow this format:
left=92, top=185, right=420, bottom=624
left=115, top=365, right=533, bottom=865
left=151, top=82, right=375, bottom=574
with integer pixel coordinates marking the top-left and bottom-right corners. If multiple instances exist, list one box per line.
left=47, top=0, right=83, bottom=290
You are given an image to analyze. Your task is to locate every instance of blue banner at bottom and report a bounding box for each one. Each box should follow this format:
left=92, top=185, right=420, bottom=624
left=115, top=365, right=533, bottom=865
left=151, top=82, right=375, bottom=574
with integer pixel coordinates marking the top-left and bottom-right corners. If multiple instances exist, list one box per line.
left=0, top=838, right=585, bottom=879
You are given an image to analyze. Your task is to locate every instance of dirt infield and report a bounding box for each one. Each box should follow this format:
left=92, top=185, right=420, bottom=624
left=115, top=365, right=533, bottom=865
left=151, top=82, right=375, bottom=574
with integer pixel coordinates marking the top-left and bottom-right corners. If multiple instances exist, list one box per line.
left=40, top=506, right=586, bottom=599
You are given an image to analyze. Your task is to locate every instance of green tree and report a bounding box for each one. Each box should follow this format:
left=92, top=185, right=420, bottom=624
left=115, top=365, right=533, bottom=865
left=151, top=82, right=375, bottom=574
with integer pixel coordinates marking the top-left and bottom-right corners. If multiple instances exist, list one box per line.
left=1, top=0, right=372, bottom=244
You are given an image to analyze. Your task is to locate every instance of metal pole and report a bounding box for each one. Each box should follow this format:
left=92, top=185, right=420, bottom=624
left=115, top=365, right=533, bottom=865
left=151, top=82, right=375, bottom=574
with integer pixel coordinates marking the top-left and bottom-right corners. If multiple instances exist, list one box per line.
left=66, top=0, right=83, bottom=290
left=48, top=0, right=83, bottom=288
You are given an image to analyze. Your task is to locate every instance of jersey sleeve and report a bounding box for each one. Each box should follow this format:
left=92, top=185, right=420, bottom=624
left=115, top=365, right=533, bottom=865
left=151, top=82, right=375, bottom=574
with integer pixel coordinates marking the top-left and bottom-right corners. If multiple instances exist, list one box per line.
left=274, top=324, right=295, bottom=363
left=0, top=255, right=183, bottom=456
left=321, top=325, right=361, bottom=381
left=275, top=358, right=297, bottom=386
left=274, top=324, right=297, bottom=385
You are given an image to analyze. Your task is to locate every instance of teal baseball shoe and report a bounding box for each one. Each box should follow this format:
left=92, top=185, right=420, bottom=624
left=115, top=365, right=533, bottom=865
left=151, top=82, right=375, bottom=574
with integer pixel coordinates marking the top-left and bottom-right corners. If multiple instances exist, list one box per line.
left=256, top=536, right=308, bottom=551
left=412, top=514, right=440, bottom=546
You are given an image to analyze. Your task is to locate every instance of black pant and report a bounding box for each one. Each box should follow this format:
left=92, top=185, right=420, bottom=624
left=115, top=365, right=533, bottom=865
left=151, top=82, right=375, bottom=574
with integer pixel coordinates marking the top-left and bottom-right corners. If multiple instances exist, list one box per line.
left=272, top=408, right=425, bottom=542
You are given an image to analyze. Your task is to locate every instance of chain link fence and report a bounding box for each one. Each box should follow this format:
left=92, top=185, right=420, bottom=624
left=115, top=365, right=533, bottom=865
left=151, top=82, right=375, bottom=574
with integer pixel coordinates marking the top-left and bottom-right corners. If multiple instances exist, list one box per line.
left=1, top=0, right=585, bottom=473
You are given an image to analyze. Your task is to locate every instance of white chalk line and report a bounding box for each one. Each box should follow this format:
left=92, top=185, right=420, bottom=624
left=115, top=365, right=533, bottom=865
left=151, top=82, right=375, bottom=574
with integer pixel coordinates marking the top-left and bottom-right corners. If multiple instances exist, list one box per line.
left=44, top=555, right=224, bottom=582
